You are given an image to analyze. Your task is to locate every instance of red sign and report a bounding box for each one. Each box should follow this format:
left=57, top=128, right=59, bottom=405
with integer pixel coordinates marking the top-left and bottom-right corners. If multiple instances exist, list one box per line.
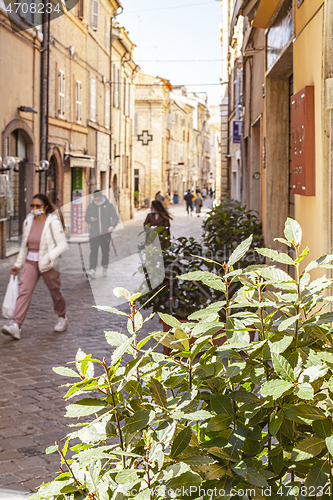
left=290, top=86, right=315, bottom=196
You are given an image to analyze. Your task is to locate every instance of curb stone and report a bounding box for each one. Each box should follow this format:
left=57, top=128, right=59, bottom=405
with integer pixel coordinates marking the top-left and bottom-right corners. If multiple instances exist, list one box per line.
left=0, top=489, right=31, bottom=499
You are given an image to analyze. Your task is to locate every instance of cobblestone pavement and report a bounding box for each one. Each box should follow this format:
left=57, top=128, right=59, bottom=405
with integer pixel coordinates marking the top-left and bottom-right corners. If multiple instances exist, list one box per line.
left=0, top=202, right=210, bottom=496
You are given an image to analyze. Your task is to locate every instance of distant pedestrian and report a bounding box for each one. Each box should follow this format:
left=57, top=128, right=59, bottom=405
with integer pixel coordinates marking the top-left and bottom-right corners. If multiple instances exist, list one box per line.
left=184, top=189, right=193, bottom=216
left=144, top=200, right=173, bottom=250
left=155, top=191, right=164, bottom=204
left=202, top=187, right=207, bottom=201
left=1, top=193, right=68, bottom=340
left=164, top=193, right=170, bottom=209
left=85, top=190, right=119, bottom=279
left=195, top=192, right=203, bottom=217
left=209, top=188, right=213, bottom=199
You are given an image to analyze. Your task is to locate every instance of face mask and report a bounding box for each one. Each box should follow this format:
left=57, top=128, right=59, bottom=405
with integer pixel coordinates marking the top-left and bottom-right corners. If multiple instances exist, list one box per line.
left=151, top=209, right=156, bottom=214
left=32, top=208, right=44, bottom=217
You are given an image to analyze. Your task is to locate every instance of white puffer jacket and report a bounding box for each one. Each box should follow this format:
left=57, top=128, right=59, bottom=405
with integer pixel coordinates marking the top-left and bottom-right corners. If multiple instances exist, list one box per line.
left=14, top=213, right=69, bottom=273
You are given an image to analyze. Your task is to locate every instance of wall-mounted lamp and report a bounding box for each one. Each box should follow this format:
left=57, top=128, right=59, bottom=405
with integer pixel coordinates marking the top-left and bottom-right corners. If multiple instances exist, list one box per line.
left=0, top=156, right=17, bottom=172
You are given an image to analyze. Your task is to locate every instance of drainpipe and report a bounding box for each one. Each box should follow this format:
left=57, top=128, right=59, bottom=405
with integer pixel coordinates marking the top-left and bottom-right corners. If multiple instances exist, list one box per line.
left=39, top=0, right=47, bottom=192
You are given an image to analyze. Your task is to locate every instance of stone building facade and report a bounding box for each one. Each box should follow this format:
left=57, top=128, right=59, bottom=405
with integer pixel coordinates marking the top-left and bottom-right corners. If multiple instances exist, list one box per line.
left=0, top=3, right=42, bottom=257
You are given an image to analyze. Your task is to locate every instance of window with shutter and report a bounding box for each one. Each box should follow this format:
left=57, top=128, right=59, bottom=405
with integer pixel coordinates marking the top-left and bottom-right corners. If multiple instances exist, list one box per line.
left=105, top=90, right=110, bottom=128
left=58, top=70, right=65, bottom=118
left=90, top=78, right=96, bottom=122
left=78, top=0, right=84, bottom=19
left=76, top=80, right=82, bottom=123
left=105, top=21, right=110, bottom=49
left=134, top=112, right=138, bottom=136
left=91, top=0, right=99, bottom=30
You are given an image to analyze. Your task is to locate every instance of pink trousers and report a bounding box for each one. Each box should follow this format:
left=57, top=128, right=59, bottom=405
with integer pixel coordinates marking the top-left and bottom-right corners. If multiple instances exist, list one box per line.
left=14, top=260, right=66, bottom=325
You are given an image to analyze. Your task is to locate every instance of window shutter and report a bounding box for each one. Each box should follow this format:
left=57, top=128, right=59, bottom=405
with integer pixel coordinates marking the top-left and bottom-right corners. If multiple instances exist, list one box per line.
left=58, top=70, right=65, bottom=117
left=118, top=68, right=121, bottom=110
left=105, top=21, right=110, bottom=49
left=125, top=78, right=130, bottom=117
left=90, top=78, right=96, bottom=121
left=105, top=90, right=110, bottom=128
left=134, top=112, right=138, bottom=136
left=76, top=80, right=82, bottom=123
left=91, top=0, right=99, bottom=30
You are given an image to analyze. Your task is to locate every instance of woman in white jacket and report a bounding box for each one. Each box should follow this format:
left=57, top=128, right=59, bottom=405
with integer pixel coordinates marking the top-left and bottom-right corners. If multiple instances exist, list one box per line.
left=2, top=193, right=69, bottom=340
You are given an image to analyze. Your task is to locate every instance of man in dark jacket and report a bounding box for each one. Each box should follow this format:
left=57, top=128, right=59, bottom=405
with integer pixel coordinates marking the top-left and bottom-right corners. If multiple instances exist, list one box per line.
left=85, top=190, right=119, bottom=278
left=184, top=189, right=193, bottom=216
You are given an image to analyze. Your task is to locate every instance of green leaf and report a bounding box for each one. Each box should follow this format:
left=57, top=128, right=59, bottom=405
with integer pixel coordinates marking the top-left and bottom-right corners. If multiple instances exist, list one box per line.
left=149, top=378, right=168, bottom=409
left=261, top=380, right=293, bottom=399
left=181, top=455, right=214, bottom=466
left=284, top=405, right=326, bottom=424
left=300, top=365, right=328, bottom=383
left=53, top=366, right=80, bottom=378
left=228, top=426, right=247, bottom=456
left=274, top=237, right=292, bottom=247
left=65, top=398, right=106, bottom=418
left=166, top=471, right=202, bottom=490
left=113, top=287, right=131, bottom=299
left=256, top=247, right=294, bottom=266
left=228, top=235, right=253, bottom=266
left=272, top=450, right=284, bottom=475
left=326, top=435, right=333, bottom=456
left=210, top=394, right=233, bottom=415
left=111, top=337, right=133, bottom=365
left=313, top=420, right=331, bottom=439
left=94, top=305, right=129, bottom=317
left=78, top=422, right=111, bottom=444
left=231, top=461, right=269, bottom=488
left=284, top=217, right=302, bottom=246
left=271, top=353, right=295, bottom=381
left=268, top=335, right=293, bottom=354
left=206, top=414, right=233, bottom=432
left=229, top=391, right=261, bottom=404
left=124, top=380, right=142, bottom=397
left=269, top=410, right=283, bottom=436
left=295, top=382, right=314, bottom=401
left=123, top=410, right=151, bottom=434
left=170, top=426, right=191, bottom=458
left=278, top=315, right=300, bottom=332
left=183, top=410, right=212, bottom=421
left=105, top=331, right=130, bottom=348
left=158, top=313, right=183, bottom=330
left=178, top=271, right=226, bottom=292
left=291, top=437, right=326, bottom=461
left=203, top=463, right=228, bottom=480
left=305, top=461, right=330, bottom=488
left=116, top=469, right=140, bottom=484
left=45, top=445, right=58, bottom=455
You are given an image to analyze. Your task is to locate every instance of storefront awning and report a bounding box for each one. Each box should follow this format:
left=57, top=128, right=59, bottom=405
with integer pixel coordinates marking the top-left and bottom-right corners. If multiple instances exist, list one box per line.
left=252, top=0, right=281, bottom=28
left=65, top=153, right=95, bottom=168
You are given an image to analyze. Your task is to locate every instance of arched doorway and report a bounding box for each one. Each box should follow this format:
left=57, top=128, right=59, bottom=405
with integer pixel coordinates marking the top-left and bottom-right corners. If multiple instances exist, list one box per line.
left=6, top=130, right=27, bottom=253
left=112, top=174, right=118, bottom=204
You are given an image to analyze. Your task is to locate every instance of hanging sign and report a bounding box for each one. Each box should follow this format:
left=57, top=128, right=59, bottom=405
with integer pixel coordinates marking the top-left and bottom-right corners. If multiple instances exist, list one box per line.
left=232, top=120, right=242, bottom=144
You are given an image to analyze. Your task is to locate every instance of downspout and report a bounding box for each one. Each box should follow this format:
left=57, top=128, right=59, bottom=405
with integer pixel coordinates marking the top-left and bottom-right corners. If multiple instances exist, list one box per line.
left=39, top=0, right=47, bottom=192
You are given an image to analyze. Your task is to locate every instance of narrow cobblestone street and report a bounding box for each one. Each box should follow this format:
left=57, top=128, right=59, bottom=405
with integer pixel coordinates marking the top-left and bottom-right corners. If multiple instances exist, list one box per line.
left=0, top=202, right=209, bottom=497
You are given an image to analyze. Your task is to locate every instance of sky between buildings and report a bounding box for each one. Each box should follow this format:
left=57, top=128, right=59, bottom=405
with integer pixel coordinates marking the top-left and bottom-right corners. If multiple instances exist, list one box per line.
left=120, top=0, right=223, bottom=107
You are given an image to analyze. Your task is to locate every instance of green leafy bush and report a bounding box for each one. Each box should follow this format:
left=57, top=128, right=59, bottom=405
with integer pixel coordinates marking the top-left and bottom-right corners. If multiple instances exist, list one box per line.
left=137, top=236, right=220, bottom=318
left=202, top=197, right=264, bottom=264
left=31, top=219, right=333, bottom=500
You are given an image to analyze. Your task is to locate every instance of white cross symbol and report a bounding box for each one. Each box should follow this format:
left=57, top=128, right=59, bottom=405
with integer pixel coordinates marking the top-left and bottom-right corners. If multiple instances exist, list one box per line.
left=138, top=130, right=153, bottom=146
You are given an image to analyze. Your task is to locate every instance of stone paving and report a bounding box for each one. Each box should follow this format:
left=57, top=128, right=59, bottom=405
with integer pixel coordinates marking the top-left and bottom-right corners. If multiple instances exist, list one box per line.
left=0, top=201, right=210, bottom=496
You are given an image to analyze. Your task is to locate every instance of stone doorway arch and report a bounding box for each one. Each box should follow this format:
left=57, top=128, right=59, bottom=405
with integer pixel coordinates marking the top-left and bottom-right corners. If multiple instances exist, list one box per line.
left=47, top=147, right=63, bottom=208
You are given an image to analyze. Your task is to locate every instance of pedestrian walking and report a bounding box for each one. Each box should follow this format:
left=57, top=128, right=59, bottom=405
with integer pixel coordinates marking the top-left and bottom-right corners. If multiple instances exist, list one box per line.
left=144, top=200, right=172, bottom=250
left=85, top=190, right=119, bottom=279
left=202, top=187, right=207, bottom=201
left=184, top=189, right=193, bottom=216
left=194, top=192, right=203, bottom=217
left=1, top=193, right=68, bottom=340
left=164, top=193, right=170, bottom=209
left=155, top=191, right=165, bottom=204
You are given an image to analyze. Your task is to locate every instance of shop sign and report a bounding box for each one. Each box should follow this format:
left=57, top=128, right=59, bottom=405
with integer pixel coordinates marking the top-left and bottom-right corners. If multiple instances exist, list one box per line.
left=267, top=0, right=293, bottom=71
left=290, top=86, right=315, bottom=196
left=232, top=120, right=242, bottom=144
left=72, top=167, right=83, bottom=235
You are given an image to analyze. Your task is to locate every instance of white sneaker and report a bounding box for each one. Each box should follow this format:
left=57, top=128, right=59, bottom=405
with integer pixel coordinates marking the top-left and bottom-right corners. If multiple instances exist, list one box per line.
left=54, top=316, right=68, bottom=333
left=87, top=269, right=96, bottom=279
left=2, top=321, right=21, bottom=340
left=102, top=268, right=108, bottom=277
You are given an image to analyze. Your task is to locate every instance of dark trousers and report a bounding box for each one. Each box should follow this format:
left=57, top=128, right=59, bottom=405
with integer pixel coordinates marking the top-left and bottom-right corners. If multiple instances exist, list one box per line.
left=89, top=234, right=110, bottom=270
